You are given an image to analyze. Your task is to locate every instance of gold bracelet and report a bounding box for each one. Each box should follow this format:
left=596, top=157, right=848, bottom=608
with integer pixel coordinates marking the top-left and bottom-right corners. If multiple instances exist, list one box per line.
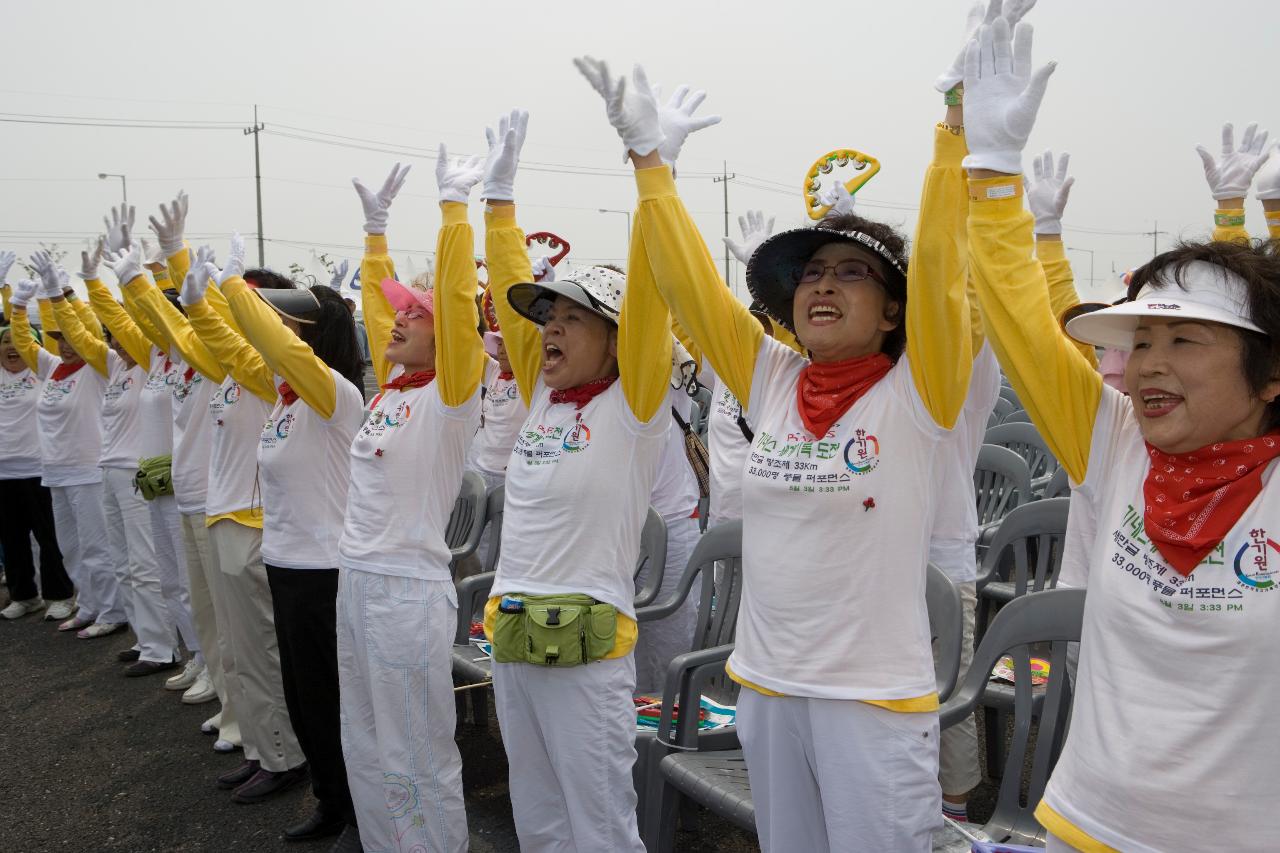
left=937, top=122, right=964, bottom=136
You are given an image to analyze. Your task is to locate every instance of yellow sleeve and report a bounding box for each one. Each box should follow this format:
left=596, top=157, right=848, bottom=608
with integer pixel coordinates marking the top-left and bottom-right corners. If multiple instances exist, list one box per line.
left=203, top=276, right=244, bottom=337
left=50, top=299, right=108, bottom=376
left=85, top=278, right=151, bottom=367
left=435, top=203, right=485, bottom=408
left=1212, top=207, right=1250, bottom=244
left=165, top=248, right=190, bottom=293
left=904, top=127, right=972, bottom=429
left=615, top=206, right=674, bottom=423
left=122, top=289, right=170, bottom=354
left=37, top=299, right=59, bottom=355
left=1037, top=239, right=1098, bottom=367
left=672, top=316, right=704, bottom=372
left=185, top=293, right=275, bottom=403
left=70, top=298, right=103, bottom=342
left=123, top=275, right=226, bottom=383
left=360, top=233, right=397, bottom=389
left=1266, top=210, right=1280, bottom=240
left=9, top=306, right=42, bottom=372
left=968, top=175, right=1101, bottom=484
left=634, top=165, right=762, bottom=406
left=222, top=275, right=337, bottom=418
left=484, top=205, right=545, bottom=407
left=1, top=284, right=9, bottom=320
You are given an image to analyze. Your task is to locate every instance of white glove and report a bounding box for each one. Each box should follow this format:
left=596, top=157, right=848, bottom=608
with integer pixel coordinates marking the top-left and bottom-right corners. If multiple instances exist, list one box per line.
left=140, top=237, right=165, bottom=267
left=1196, top=123, right=1271, bottom=201
left=0, top=250, right=15, bottom=284
left=180, top=246, right=218, bottom=305
left=352, top=163, right=411, bottom=235
left=329, top=258, right=349, bottom=291
left=1257, top=145, right=1280, bottom=201
left=213, top=233, right=246, bottom=286
left=1025, top=150, right=1074, bottom=234
left=653, top=84, right=721, bottom=166
left=80, top=240, right=105, bottom=280
left=435, top=144, right=485, bottom=204
left=30, top=251, right=61, bottom=300
left=817, top=182, right=857, bottom=219
left=935, top=0, right=1036, bottom=94
left=103, top=204, right=135, bottom=253
left=57, top=267, right=73, bottom=298
left=482, top=109, right=529, bottom=202
left=103, top=243, right=144, bottom=285
left=10, top=279, right=37, bottom=310
left=148, top=192, right=189, bottom=257
left=530, top=256, right=556, bottom=283
left=574, top=56, right=665, bottom=163
left=724, top=210, right=775, bottom=265
left=962, top=18, right=1056, bottom=174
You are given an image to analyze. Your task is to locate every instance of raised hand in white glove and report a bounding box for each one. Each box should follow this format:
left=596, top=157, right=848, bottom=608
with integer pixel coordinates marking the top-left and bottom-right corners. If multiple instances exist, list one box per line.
left=962, top=17, right=1056, bottom=174
left=652, top=84, right=720, bottom=166
left=818, top=182, right=858, bottom=220
left=482, top=109, right=529, bottom=202
left=1257, top=145, right=1280, bottom=201
left=10, top=279, right=37, bottom=310
left=935, top=0, right=1036, bottom=94
left=102, top=243, right=144, bottom=286
left=724, top=210, right=776, bottom=265
left=56, top=267, right=73, bottom=298
left=80, top=240, right=105, bottom=280
left=352, top=163, right=411, bottom=235
left=530, top=256, right=556, bottom=283
left=573, top=56, right=665, bottom=163
left=180, top=246, right=218, bottom=305
left=329, top=258, right=349, bottom=291
left=1196, top=123, right=1271, bottom=201
left=213, top=233, right=246, bottom=286
left=148, top=192, right=189, bottom=257
left=435, top=144, right=485, bottom=204
left=139, top=237, right=165, bottom=268
left=0, top=250, right=15, bottom=284
left=103, top=204, right=136, bottom=253
left=30, top=251, right=61, bottom=300
left=1025, top=150, right=1074, bottom=235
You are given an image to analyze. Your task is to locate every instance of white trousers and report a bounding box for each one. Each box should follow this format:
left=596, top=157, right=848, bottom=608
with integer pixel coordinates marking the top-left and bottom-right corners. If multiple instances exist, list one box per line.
left=181, top=512, right=237, bottom=735
left=337, top=568, right=467, bottom=853
left=633, top=515, right=702, bottom=694
left=938, top=581, right=980, bottom=796
left=102, top=468, right=174, bottom=660
left=737, top=689, right=941, bottom=853
left=208, top=519, right=302, bottom=771
left=149, top=494, right=200, bottom=654
left=50, top=481, right=122, bottom=622
left=493, top=654, right=645, bottom=853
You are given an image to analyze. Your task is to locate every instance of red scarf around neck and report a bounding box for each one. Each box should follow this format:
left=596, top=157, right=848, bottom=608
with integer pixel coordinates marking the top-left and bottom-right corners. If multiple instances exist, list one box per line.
left=796, top=353, right=893, bottom=439
left=549, top=376, right=617, bottom=410
left=1143, top=434, right=1280, bottom=576
left=382, top=370, right=436, bottom=393
left=50, top=361, right=86, bottom=382
left=498, top=370, right=515, bottom=381
left=278, top=382, right=298, bottom=405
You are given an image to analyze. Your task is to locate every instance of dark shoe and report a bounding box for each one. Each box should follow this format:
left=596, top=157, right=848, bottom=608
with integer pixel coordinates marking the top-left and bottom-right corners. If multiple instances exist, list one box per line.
left=123, top=659, right=179, bottom=677
left=216, top=759, right=260, bottom=790
left=329, top=825, right=363, bottom=853
left=231, top=764, right=309, bottom=804
left=284, top=808, right=346, bottom=842
left=116, top=648, right=141, bottom=662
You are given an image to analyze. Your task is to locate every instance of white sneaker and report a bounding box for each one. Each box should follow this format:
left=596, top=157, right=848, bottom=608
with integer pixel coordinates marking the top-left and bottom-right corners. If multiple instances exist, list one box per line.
left=1, top=597, right=46, bottom=619
left=213, top=719, right=242, bottom=752
left=44, top=598, right=77, bottom=621
left=182, top=668, right=217, bottom=704
left=164, top=657, right=201, bottom=691
left=201, top=710, right=222, bottom=734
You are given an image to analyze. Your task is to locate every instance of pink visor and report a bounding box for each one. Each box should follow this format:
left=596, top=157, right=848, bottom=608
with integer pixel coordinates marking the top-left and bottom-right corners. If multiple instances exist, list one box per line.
left=483, top=330, right=503, bottom=357
left=380, top=277, right=434, bottom=317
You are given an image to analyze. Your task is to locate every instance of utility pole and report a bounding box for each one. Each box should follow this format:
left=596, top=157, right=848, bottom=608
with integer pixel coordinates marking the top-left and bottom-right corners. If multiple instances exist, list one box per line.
left=1066, top=247, right=1095, bottom=291
left=713, top=160, right=736, bottom=292
left=1142, top=220, right=1168, bottom=258
left=244, top=105, right=266, bottom=267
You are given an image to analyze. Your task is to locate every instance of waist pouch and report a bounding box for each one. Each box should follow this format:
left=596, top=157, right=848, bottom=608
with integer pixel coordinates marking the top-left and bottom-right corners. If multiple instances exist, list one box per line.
left=134, top=454, right=174, bottom=501
left=491, top=593, right=617, bottom=666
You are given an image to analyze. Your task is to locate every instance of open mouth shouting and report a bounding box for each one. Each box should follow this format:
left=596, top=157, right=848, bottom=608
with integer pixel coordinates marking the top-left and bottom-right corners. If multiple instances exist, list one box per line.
left=543, top=342, right=564, bottom=372
left=1140, top=387, right=1183, bottom=418
left=808, top=301, right=843, bottom=326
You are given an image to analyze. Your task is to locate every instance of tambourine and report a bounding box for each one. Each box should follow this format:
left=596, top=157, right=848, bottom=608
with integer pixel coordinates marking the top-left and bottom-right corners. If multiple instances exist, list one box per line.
left=803, top=148, right=881, bottom=221
left=525, top=231, right=571, bottom=267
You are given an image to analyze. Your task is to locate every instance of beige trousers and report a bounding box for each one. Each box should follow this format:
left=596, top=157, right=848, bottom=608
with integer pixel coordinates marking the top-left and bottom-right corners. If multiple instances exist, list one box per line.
left=181, top=512, right=238, bottom=740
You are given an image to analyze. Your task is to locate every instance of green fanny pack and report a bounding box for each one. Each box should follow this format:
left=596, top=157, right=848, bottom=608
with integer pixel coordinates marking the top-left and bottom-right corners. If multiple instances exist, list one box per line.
left=134, top=454, right=174, bottom=501
left=491, top=593, right=617, bottom=667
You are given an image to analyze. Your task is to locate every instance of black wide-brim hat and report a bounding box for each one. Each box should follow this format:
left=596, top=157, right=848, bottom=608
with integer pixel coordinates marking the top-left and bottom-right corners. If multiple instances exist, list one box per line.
left=255, top=287, right=321, bottom=325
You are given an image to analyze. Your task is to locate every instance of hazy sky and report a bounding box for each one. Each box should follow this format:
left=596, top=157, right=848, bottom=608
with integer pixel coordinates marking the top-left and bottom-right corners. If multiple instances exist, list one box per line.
left=3, top=0, right=1277, bottom=304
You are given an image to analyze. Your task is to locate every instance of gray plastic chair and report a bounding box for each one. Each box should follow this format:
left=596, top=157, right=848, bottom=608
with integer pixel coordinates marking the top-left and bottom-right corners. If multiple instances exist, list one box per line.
left=1002, top=408, right=1032, bottom=425
left=940, top=588, right=1084, bottom=847
left=975, top=444, right=1032, bottom=553
left=998, top=384, right=1021, bottom=407
left=446, top=471, right=488, bottom=564
left=926, top=563, right=964, bottom=703
left=633, top=507, right=670, bottom=609
left=986, top=409, right=1000, bottom=430
left=985, top=421, right=1060, bottom=493
left=991, top=395, right=1015, bottom=422
left=1042, top=466, right=1070, bottom=499
left=481, top=483, right=506, bottom=572
left=688, top=384, right=713, bottom=441
left=976, top=497, right=1070, bottom=606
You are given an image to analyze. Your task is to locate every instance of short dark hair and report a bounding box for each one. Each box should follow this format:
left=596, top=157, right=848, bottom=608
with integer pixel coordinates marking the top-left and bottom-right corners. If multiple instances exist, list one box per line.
left=300, top=286, right=366, bottom=401
left=243, top=268, right=294, bottom=291
left=1128, top=239, right=1280, bottom=430
left=596, top=263, right=625, bottom=276
left=812, top=213, right=909, bottom=361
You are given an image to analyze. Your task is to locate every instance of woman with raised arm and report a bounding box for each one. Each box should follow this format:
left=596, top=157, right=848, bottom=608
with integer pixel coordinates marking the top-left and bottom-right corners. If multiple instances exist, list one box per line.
left=336, top=155, right=483, bottom=853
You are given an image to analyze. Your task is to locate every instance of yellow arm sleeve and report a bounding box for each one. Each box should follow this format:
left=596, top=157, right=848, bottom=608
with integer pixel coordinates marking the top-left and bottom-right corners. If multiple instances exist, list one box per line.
left=360, top=234, right=396, bottom=389
left=50, top=299, right=108, bottom=376
left=634, top=165, right=761, bottom=407
left=37, top=299, right=59, bottom=355
left=185, top=294, right=275, bottom=403
left=223, top=275, right=336, bottom=418
left=1, top=284, right=9, bottom=319
left=71, top=298, right=104, bottom=342
left=123, top=276, right=226, bottom=383
left=672, top=316, right=704, bottom=372
left=1212, top=208, right=1250, bottom=244
left=122, top=289, right=170, bottom=354
left=165, top=248, right=190, bottom=293
left=204, top=280, right=244, bottom=337
left=484, top=205, right=545, bottom=407
left=1266, top=210, right=1280, bottom=239
left=968, top=176, right=1101, bottom=484
left=85, top=279, right=151, bottom=367
left=435, top=203, right=486, bottom=408
left=905, top=127, right=972, bottom=429
left=9, top=306, right=42, bottom=372
left=1037, top=239, right=1098, bottom=367
left=616, top=209, right=674, bottom=423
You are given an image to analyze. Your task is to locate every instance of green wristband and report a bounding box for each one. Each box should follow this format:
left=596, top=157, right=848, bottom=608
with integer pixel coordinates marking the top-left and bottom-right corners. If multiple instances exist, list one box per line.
left=1214, top=212, right=1246, bottom=228
left=944, top=85, right=964, bottom=106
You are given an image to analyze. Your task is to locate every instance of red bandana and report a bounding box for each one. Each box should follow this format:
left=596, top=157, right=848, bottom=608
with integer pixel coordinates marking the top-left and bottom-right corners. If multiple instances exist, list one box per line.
left=796, top=353, right=893, bottom=439
left=498, top=371, right=515, bottom=381
left=1143, top=434, right=1280, bottom=576
left=382, top=370, right=436, bottom=393
left=183, top=367, right=195, bottom=383
left=278, top=382, right=298, bottom=406
left=50, top=361, right=86, bottom=382
left=549, top=376, right=617, bottom=410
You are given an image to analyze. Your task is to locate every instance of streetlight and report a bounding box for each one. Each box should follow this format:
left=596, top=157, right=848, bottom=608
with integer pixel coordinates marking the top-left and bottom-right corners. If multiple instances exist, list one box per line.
left=98, top=172, right=127, bottom=204
left=597, top=208, right=631, bottom=255
left=1066, top=246, right=1095, bottom=293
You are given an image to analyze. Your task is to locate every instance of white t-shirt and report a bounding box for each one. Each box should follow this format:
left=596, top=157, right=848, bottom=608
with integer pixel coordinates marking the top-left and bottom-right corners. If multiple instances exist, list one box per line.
left=257, top=370, right=364, bottom=570
left=649, top=386, right=700, bottom=523
left=170, top=360, right=213, bottom=515
left=928, top=344, right=1002, bottom=583
left=728, top=337, right=948, bottom=700
left=205, top=375, right=271, bottom=519
left=37, top=354, right=106, bottom=487
left=491, top=379, right=667, bottom=618
left=98, top=351, right=147, bottom=470
left=0, top=365, right=44, bottom=479
left=705, top=361, right=754, bottom=526
left=467, top=357, right=528, bottom=478
left=136, top=348, right=176, bottom=458
left=339, top=372, right=481, bottom=579
left=1040, top=386, right=1280, bottom=852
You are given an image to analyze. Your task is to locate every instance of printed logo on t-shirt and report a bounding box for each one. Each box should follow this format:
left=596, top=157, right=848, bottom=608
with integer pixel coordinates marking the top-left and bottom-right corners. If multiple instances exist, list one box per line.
left=357, top=395, right=411, bottom=441
left=748, top=429, right=851, bottom=494
left=147, top=364, right=173, bottom=392
left=843, top=428, right=881, bottom=475
left=172, top=372, right=201, bottom=403
left=513, top=421, right=586, bottom=467
left=260, top=412, right=296, bottom=450
left=562, top=419, right=591, bottom=453
left=209, top=381, right=242, bottom=425
left=1232, top=529, right=1280, bottom=592
left=40, top=376, right=76, bottom=401
left=0, top=374, right=37, bottom=400
left=105, top=374, right=135, bottom=402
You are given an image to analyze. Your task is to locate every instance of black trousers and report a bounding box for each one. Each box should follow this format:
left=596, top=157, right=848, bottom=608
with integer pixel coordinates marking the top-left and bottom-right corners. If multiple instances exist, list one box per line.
left=0, top=477, right=74, bottom=602
left=265, top=565, right=355, bottom=826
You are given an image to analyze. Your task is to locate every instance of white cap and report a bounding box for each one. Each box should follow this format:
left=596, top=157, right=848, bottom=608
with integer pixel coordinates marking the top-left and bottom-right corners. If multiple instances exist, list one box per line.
left=1065, top=260, right=1263, bottom=351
